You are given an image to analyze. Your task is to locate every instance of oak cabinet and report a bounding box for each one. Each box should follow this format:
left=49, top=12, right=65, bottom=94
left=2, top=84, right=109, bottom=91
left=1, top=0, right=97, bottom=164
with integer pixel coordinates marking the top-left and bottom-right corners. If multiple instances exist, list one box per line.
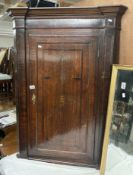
left=8, top=6, right=127, bottom=168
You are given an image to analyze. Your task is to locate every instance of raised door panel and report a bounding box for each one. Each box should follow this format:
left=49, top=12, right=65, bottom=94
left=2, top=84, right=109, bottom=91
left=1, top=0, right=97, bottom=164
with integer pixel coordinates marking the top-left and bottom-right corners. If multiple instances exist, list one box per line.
left=27, top=36, right=98, bottom=167
left=38, top=48, right=82, bottom=151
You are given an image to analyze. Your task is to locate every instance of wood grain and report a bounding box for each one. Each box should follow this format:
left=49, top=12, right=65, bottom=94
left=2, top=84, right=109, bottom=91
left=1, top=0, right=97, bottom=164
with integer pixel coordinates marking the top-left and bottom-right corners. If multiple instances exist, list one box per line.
left=8, top=6, right=127, bottom=168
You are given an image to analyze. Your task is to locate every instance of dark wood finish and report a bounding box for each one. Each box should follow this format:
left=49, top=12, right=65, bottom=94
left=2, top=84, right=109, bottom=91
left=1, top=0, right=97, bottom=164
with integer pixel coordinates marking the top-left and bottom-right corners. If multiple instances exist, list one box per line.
left=8, top=6, right=127, bottom=168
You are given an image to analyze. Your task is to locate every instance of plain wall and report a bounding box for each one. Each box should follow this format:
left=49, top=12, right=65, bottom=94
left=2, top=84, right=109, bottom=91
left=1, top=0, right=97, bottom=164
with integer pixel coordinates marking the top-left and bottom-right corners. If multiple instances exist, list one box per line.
left=0, top=20, right=14, bottom=48
left=0, top=36, right=14, bottom=48
left=73, top=0, right=133, bottom=65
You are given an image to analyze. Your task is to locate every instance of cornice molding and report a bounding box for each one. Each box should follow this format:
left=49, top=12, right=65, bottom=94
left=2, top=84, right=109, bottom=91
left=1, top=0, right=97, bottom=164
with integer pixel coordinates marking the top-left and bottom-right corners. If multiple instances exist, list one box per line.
left=8, top=5, right=127, bottom=16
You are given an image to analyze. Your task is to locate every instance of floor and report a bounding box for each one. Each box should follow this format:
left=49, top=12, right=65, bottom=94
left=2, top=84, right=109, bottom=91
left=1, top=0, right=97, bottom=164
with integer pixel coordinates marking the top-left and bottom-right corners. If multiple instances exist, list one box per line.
left=0, top=154, right=99, bottom=175
left=0, top=100, right=15, bottom=112
left=1, top=144, right=133, bottom=175
left=0, top=128, right=17, bottom=156
left=0, top=100, right=17, bottom=157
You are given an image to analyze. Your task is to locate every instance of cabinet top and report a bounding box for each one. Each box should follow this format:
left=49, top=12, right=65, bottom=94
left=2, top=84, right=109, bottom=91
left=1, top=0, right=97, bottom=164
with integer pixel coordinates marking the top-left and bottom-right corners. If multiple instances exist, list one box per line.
left=8, top=5, right=127, bottom=18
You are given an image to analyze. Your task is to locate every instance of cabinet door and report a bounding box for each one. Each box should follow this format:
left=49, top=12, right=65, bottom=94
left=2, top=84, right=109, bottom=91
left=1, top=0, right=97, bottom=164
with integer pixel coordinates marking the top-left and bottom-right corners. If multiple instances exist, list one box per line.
left=27, top=36, right=98, bottom=167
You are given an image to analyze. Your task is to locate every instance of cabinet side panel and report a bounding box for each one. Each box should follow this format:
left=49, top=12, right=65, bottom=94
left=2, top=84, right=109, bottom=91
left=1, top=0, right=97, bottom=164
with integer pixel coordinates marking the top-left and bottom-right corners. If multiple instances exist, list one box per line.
left=15, top=26, right=28, bottom=158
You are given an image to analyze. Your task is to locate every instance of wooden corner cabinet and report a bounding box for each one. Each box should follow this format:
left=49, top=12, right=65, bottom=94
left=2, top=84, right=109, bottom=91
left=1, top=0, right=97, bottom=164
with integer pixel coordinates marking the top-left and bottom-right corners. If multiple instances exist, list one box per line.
left=8, top=6, right=127, bottom=168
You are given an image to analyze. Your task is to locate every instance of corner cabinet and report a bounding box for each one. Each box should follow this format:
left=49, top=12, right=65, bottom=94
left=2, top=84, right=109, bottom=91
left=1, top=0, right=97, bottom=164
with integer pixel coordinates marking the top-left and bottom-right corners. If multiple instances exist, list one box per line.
left=8, top=6, right=127, bottom=168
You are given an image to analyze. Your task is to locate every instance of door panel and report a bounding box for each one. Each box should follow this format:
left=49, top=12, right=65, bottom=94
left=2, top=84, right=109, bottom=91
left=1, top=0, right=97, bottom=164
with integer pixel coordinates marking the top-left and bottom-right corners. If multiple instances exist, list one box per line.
left=38, top=48, right=82, bottom=151
left=28, top=36, right=98, bottom=166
